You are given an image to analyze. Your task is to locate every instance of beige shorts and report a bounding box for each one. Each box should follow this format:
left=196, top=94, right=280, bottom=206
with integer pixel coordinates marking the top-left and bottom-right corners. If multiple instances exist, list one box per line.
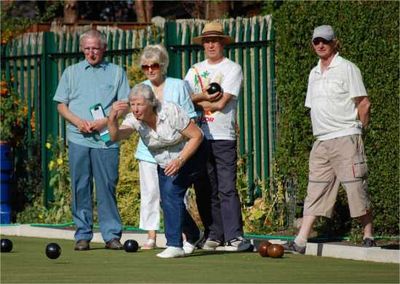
left=303, top=134, right=371, bottom=218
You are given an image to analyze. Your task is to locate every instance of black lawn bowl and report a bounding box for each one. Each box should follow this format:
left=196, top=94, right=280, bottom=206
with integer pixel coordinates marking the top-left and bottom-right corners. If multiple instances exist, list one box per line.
left=124, top=239, right=139, bottom=252
left=45, top=243, right=61, bottom=259
left=1, top=238, right=13, bottom=252
left=207, top=82, right=222, bottom=94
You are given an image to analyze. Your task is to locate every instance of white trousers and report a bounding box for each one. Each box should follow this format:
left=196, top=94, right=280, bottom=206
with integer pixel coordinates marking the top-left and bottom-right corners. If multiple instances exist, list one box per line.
left=139, top=160, right=160, bottom=230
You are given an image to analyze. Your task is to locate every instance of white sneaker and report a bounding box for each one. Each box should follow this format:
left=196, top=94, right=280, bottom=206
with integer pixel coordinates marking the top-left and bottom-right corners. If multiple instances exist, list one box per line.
left=141, top=238, right=156, bottom=250
left=202, top=238, right=222, bottom=251
left=156, top=246, right=185, bottom=258
left=183, top=241, right=196, bottom=255
left=224, top=236, right=252, bottom=252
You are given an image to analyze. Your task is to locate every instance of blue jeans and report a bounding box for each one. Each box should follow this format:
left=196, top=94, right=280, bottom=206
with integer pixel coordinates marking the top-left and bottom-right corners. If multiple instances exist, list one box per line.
left=157, top=140, right=210, bottom=247
left=158, top=168, right=199, bottom=247
left=68, top=142, right=122, bottom=242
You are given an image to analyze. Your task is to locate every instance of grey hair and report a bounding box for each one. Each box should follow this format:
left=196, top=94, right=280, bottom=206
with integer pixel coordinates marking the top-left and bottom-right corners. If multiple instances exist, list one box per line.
left=80, top=30, right=107, bottom=49
left=129, top=83, right=160, bottom=110
left=140, top=44, right=169, bottom=74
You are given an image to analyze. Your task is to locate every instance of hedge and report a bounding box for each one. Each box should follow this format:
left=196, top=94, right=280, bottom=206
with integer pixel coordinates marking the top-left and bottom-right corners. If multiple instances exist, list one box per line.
left=265, top=1, right=399, bottom=236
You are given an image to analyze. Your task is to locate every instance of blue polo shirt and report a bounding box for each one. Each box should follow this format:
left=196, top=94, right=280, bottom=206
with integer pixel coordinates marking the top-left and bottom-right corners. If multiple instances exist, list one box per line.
left=135, top=77, right=197, bottom=163
left=53, top=60, right=130, bottom=148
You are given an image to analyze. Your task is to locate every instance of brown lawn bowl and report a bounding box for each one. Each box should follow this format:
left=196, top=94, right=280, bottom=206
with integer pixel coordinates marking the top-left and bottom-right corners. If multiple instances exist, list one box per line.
left=267, top=244, right=284, bottom=258
left=258, top=241, right=272, bottom=257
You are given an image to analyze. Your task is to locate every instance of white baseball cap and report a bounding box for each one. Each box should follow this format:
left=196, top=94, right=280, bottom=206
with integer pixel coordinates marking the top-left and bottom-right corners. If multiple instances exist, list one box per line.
left=312, top=25, right=335, bottom=41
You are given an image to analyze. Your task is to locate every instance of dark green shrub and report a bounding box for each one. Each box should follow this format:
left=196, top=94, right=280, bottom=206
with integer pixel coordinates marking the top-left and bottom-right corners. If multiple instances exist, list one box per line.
left=266, top=1, right=399, bottom=236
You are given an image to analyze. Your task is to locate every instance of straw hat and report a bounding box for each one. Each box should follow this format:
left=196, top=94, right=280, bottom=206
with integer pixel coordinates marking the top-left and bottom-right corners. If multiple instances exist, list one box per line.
left=192, top=22, right=234, bottom=45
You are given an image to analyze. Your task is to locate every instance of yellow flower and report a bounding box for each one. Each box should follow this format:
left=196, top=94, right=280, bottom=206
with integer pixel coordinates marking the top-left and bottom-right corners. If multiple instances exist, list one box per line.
left=45, top=142, right=51, bottom=149
left=57, top=158, right=63, bottom=165
left=48, top=160, right=55, bottom=170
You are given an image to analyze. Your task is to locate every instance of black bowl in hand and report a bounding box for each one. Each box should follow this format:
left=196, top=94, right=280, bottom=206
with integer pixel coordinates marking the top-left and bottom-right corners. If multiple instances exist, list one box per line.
left=207, top=82, right=222, bottom=95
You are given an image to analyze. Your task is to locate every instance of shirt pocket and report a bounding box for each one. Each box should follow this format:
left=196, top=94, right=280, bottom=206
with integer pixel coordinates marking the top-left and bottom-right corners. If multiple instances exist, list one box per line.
left=98, top=84, right=117, bottom=109
left=326, top=78, right=347, bottom=96
left=98, top=84, right=115, bottom=96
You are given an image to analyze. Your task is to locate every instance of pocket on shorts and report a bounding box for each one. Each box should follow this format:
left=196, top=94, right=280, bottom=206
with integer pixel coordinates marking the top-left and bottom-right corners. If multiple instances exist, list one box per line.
left=352, top=161, right=368, bottom=178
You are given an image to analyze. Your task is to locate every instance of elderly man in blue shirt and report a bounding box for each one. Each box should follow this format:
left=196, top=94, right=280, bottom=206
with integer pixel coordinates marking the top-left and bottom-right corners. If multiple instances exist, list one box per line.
left=53, top=29, right=130, bottom=251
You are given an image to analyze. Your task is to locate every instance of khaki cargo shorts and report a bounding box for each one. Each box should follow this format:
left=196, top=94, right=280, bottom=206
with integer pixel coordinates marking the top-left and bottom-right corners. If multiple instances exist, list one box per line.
left=303, top=134, right=371, bottom=218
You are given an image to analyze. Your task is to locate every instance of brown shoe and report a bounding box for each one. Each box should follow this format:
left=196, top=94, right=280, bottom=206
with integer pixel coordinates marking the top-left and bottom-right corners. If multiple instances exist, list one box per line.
left=74, top=240, right=90, bottom=251
left=105, top=239, right=123, bottom=250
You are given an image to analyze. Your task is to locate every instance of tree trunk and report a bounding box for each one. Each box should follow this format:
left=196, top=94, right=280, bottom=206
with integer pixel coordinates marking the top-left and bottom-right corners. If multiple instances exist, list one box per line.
left=206, top=0, right=230, bottom=20
left=135, top=0, right=153, bottom=23
left=63, top=0, right=78, bottom=24
left=144, top=0, right=153, bottom=22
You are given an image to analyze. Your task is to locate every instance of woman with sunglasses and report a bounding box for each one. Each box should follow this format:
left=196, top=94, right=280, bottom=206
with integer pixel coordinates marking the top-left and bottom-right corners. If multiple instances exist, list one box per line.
left=136, top=45, right=200, bottom=252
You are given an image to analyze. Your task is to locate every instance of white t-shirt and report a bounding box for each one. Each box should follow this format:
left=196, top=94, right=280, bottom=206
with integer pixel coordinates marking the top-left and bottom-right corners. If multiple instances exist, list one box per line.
left=305, top=53, right=367, bottom=140
left=121, top=102, right=190, bottom=168
left=184, top=57, right=243, bottom=140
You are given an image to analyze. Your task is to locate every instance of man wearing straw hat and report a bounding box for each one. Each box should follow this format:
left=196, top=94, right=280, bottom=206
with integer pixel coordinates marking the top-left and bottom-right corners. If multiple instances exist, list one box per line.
left=184, top=21, right=251, bottom=252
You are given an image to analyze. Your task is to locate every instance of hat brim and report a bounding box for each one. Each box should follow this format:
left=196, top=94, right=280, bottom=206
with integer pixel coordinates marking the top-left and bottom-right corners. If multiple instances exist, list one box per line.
left=312, top=34, right=335, bottom=41
left=192, top=35, right=234, bottom=45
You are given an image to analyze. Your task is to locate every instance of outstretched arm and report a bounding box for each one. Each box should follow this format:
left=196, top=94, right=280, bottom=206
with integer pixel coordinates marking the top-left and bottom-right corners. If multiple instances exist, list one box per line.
left=107, top=101, right=134, bottom=141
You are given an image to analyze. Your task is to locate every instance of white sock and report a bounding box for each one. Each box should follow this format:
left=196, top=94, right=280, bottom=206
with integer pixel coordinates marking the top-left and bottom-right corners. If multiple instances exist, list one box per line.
left=294, top=236, right=307, bottom=247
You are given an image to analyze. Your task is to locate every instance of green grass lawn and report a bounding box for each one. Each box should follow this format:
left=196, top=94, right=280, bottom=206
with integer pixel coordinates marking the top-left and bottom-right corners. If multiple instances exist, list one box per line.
left=1, top=236, right=399, bottom=283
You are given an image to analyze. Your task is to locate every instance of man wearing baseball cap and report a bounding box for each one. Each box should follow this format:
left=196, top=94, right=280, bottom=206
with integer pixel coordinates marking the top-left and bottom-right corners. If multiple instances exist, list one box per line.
left=284, top=25, right=375, bottom=254
left=184, top=22, right=251, bottom=252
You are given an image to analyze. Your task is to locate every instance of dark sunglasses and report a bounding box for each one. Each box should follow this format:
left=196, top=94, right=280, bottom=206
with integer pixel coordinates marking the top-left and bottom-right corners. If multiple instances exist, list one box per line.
left=312, top=38, right=332, bottom=45
left=141, top=63, right=161, bottom=71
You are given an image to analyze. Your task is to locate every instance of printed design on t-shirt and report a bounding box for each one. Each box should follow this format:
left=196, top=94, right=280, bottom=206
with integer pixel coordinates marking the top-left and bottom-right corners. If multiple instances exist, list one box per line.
left=201, top=71, right=225, bottom=123
left=194, top=70, right=210, bottom=91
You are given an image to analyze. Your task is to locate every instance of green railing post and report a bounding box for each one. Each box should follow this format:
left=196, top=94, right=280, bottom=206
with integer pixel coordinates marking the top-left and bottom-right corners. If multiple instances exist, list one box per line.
left=41, top=32, right=59, bottom=206
left=165, top=21, right=180, bottom=78
left=269, top=21, right=277, bottom=171
left=244, top=20, right=254, bottom=204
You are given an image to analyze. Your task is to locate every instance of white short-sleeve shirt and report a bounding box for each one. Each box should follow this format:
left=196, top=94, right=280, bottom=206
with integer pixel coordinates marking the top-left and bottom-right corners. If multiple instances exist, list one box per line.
left=122, top=102, right=190, bottom=168
left=184, top=57, right=243, bottom=140
left=305, top=53, right=368, bottom=140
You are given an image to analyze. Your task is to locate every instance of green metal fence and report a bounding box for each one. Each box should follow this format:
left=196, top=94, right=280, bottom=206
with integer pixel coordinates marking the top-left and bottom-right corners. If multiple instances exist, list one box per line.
left=0, top=15, right=276, bottom=206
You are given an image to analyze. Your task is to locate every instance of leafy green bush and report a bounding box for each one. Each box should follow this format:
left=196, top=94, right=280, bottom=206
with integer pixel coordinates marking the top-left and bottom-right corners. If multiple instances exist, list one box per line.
left=17, top=137, right=71, bottom=224
left=116, top=133, right=141, bottom=226
left=265, top=1, right=399, bottom=236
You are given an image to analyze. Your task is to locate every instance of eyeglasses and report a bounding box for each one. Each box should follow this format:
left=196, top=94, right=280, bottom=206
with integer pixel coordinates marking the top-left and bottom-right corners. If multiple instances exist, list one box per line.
left=141, top=63, right=161, bottom=71
left=312, top=38, right=332, bottom=45
left=83, top=47, right=102, bottom=54
left=202, top=37, right=222, bottom=44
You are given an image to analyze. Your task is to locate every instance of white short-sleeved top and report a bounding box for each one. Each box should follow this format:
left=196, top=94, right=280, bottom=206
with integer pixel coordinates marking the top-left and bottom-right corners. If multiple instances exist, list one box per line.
left=135, top=77, right=196, bottom=163
left=184, top=57, right=243, bottom=140
left=305, top=53, right=367, bottom=140
left=121, top=102, right=190, bottom=168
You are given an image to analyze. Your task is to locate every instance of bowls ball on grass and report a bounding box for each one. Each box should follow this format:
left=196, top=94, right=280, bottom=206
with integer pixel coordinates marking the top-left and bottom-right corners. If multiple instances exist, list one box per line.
left=267, top=244, right=284, bottom=258
left=124, top=239, right=139, bottom=252
left=258, top=241, right=271, bottom=257
left=207, top=82, right=222, bottom=95
left=1, top=238, right=13, bottom=252
left=45, top=243, right=61, bottom=259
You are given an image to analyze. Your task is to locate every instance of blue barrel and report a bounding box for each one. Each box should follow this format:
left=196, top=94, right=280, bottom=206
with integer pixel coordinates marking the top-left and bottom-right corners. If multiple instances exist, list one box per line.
left=0, top=143, right=12, bottom=224
left=0, top=203, right=11, bottom=224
